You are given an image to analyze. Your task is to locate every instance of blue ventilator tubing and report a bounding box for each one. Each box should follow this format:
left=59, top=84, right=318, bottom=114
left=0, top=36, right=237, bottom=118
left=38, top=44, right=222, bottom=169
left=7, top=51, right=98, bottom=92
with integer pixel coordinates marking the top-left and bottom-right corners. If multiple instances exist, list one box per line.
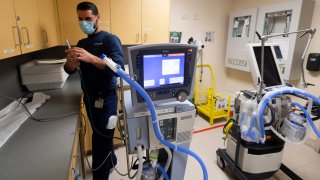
left=100, top=54, right=208, bottom=180
left=258, top=87, right=320, bottom=143
left=246, top=115, right=259, bottom=142
left=157, top=163, right=170, bottom=180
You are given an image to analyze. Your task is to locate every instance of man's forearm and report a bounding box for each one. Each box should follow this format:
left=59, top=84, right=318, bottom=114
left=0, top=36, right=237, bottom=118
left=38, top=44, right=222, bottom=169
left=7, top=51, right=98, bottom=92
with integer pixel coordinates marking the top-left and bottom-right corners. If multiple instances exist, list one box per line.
left=91, top=55, right=106, bottom=70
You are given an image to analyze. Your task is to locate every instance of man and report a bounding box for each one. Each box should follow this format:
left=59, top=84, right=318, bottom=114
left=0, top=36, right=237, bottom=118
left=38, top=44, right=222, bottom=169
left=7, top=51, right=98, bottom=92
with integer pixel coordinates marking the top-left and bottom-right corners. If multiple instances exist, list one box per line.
left=64, top=1, right=124, bottom=180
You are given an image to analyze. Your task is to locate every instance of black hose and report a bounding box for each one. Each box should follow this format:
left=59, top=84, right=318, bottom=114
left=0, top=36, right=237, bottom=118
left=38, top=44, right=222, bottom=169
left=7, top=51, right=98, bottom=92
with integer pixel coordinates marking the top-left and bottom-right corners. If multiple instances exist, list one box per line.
left=289, top=93, right=320, bottom=121
left=264, top=103, right=275, bottom=127
left=311, top=100, right=320, bottom=121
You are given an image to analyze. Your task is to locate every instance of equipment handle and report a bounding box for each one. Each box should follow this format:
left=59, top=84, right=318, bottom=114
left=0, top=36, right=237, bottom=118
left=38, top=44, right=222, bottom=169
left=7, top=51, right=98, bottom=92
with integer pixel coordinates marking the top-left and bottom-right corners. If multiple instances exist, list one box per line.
left=255, top=31, right=261, bottom=40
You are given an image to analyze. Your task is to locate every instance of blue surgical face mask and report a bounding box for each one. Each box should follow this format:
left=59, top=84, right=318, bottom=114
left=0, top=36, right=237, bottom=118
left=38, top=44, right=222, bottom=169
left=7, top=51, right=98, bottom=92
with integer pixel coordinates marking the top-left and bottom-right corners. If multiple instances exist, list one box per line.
left=79, top=21, right=97, bottom=35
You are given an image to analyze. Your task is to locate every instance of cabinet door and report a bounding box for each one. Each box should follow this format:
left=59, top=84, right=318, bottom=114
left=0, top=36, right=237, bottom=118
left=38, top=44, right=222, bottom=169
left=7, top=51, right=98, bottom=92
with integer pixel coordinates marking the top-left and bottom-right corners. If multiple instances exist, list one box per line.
left=0, top=0, right=21, bottom=59
left=13, top=0, right=42, bottom=54
left=58, top=0, right=111, bottom=46
left=80, top=102, right=92, bottom=153
left=95, top=0, right=111, bottom=33
left=142, top=0, right=170, bottom=44
left=58, top=0, right=86, bottom=46
left=69, top=116, right=80, bottom=180
left=36, top=0, right=61, bottom=48
left=110, top=0, right=141, bottom=45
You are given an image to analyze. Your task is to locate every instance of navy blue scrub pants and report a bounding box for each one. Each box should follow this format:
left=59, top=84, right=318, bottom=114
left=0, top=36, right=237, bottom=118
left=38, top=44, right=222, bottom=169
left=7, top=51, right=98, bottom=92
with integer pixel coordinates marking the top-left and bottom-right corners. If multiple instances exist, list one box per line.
left=84, top=90, right=118, bottom=180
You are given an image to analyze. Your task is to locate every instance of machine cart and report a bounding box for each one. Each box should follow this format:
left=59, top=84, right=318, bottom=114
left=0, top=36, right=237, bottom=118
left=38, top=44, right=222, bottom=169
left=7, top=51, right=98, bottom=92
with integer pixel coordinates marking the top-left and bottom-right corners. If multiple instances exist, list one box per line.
left=216, top=124, right=302, bottom=180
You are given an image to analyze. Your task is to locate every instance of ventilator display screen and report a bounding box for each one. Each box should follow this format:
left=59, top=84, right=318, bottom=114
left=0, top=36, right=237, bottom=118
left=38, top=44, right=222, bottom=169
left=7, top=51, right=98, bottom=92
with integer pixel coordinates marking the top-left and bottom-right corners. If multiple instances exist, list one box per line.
left=128, top=44, right=197, bottom=105
left=253, top=46, right=282, bottom=87
left=143, top=53, right=185, bottom=89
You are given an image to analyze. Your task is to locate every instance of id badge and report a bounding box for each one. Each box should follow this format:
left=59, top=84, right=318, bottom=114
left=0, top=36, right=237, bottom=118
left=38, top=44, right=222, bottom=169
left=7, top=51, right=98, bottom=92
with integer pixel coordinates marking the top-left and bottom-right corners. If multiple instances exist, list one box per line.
left=94, top=98, right=104, bottom=109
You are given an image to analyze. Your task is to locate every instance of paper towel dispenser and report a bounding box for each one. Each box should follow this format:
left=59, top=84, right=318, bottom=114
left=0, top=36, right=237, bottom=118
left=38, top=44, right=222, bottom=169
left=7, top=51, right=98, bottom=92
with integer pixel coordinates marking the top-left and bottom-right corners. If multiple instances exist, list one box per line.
left=306, top=53, right=320, bottom=71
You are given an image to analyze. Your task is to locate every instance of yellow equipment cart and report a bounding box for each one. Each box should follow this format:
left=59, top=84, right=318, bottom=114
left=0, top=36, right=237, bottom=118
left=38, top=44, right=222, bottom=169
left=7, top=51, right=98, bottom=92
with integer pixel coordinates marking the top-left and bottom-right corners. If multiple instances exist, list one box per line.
left=193, top=64, right=231, bottom=126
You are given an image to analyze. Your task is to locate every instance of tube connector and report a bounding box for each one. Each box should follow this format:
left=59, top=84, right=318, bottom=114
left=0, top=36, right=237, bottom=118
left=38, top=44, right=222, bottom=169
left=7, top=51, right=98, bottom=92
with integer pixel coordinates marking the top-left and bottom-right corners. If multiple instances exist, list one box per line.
left=100, top=54, right=121, bottom=72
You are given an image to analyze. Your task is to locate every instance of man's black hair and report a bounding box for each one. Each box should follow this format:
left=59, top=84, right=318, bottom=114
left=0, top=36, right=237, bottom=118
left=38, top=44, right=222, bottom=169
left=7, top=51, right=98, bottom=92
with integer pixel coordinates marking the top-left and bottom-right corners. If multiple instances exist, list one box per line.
left=77, top=1, right=99, bottom=15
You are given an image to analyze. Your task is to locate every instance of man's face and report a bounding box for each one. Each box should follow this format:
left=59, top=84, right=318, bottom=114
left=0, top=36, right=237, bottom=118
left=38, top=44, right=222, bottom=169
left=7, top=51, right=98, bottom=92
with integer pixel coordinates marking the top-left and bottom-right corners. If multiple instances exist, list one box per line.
left=77, top=10, right=99, bottom=23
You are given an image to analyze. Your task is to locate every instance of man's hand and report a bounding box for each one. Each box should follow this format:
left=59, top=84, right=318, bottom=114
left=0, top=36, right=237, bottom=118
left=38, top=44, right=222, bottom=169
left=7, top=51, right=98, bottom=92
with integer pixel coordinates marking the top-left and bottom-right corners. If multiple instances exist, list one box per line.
left=69, top=47, right=97, bottom=63
left=66, top=47, right=107, bottom=70
left=65, top=48, right=80, bottom=71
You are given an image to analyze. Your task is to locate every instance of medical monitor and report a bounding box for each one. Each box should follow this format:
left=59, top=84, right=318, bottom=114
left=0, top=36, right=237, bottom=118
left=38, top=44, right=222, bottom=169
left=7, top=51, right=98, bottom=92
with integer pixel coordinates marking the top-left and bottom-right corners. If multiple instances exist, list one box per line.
left=127, top=43, right=198, bottom=106
left=246, top=43, right=284, bottom=89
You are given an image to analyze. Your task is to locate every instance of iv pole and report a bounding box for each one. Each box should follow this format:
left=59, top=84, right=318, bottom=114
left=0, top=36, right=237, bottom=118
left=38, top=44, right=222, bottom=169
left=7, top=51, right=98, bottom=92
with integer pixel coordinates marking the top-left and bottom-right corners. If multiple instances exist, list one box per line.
left=255, top=28, right=316, bottom=97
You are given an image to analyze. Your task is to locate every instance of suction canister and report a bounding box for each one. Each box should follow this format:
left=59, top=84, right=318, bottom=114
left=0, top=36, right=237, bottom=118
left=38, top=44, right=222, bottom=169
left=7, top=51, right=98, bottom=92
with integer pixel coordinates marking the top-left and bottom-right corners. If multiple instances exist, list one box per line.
left=281, top=112, right=306, bottom=142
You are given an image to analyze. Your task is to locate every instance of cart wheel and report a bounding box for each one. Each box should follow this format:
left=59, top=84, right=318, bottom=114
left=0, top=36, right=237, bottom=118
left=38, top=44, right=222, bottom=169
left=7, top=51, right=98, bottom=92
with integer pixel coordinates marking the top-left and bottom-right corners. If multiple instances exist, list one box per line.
left=216, top=155, right=225, bottom=170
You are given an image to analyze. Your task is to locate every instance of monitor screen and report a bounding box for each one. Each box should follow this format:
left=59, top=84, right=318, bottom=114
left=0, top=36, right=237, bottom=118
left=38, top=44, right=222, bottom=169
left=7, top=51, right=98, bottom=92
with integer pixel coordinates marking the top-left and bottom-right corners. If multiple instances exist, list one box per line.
left=273, top=45, right=283, bottom=60
left=128, top=43, right=198, bottom=106
left=143, top=53, right=185, bottom=89
left=253, top=46, right=282, bottom=87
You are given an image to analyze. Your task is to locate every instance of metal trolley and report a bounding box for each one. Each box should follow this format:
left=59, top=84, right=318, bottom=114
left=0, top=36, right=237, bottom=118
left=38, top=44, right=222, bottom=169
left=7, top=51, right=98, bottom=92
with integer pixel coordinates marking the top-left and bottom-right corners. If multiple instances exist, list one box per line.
left=193, top=64, right=231, bottom=126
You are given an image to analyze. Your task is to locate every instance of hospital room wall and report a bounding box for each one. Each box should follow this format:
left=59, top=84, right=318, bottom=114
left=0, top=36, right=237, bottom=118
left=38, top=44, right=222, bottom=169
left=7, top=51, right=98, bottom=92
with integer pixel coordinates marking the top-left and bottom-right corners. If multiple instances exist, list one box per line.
left=170, top=0, right=320, bottom=96
left=170, top=0, right=245, bottom=95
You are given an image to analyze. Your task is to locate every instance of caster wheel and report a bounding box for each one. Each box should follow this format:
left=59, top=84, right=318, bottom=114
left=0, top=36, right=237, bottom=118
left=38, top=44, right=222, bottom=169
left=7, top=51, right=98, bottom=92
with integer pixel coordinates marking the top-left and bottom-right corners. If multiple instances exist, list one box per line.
left=217, top=155, right=225, bottom=170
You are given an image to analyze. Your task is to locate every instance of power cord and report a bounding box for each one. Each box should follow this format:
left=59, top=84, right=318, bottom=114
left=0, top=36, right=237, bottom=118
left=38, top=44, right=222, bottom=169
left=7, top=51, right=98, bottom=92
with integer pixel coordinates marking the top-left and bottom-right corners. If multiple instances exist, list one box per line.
left=0, top=92, right=33, bottom=119
left=80, top=117, right=136, bottom=176
left=0, top=94, right=78, bottom=122
left=111, top=152, right=139, bottom=177
left=80, top=107, right=137, bottom=176
left=80, top=112, right=109, bottom=172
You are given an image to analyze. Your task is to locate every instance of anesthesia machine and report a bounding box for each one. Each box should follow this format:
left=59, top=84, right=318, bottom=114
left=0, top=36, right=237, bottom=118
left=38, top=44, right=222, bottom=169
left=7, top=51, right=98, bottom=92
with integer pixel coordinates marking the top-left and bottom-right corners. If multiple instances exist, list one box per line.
left=217, top=28, right=320, bottom=180
left=102, top=43, right=208, bottom=180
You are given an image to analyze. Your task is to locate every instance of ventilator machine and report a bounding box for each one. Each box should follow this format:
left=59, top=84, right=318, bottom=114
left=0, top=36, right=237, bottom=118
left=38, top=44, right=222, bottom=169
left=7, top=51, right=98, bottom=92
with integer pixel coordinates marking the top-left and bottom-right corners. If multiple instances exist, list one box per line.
left=101, top=43, right=208, bottom=180
left=216, top=28, right=320, bottom=180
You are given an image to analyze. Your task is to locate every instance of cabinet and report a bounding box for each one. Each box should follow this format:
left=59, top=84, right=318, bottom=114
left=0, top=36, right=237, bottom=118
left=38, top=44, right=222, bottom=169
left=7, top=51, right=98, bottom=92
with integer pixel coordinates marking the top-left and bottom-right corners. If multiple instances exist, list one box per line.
left=36, top=0, right=61, bottom=48
left=110, top=0, right=141, bottom=44
left=78, top=97, right=91, bottom=179
left=57, top=0, right=111, bottom=46
left=80, top=97, right=92, bottom=154
left=1, top=0, right=42, bottom=59
left=13, top=0, right=42, bottom=54
left=225, top=8, right=258, bottom=72
left=110, top=0, right=170, bottom=45
left=0, top=0, right=20, bottom=59
left=142, top=0, right=170, bottom=44
left=69, top=114, right=82, bottom=180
